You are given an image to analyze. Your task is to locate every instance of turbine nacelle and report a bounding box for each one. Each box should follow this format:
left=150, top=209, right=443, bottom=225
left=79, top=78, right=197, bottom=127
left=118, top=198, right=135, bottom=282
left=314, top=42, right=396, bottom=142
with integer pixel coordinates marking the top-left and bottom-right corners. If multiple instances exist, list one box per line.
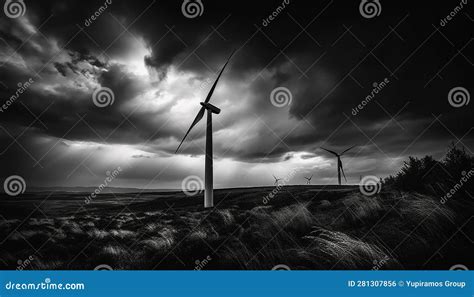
left=200, top=102, right=221, bottom=114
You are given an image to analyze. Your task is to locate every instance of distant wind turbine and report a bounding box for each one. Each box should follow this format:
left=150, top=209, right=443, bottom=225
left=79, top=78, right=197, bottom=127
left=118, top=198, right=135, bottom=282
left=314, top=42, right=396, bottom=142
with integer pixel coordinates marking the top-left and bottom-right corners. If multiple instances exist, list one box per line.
left=304, top=175, right=313, bottom=184
left=320, top=146, right=355, bottom=185
left=273, top=175, right=282, bottom=186
left=175, top=50, right=236, bottom=208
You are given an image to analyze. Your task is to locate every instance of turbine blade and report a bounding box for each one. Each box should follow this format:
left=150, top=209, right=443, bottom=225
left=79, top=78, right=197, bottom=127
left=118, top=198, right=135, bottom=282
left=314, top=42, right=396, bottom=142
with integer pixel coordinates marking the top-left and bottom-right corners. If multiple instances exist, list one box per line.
left=341, top=145, right=356, bottom=155
left=339, top=162, right=347, bottom=182
left=320, top=147, right=338, bottom=156
left=204, top=50, right=236, bottom=104
left=175, top=107, right=205, bottom=153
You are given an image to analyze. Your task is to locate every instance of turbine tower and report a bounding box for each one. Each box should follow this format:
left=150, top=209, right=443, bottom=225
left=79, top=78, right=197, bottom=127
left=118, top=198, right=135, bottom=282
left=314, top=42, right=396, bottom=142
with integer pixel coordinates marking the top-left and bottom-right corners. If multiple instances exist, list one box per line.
left=175, top=51, right=235, bottom=208
left=304, top=175, right=313, bottom=185
left=320, top=146, right=355, bottom=185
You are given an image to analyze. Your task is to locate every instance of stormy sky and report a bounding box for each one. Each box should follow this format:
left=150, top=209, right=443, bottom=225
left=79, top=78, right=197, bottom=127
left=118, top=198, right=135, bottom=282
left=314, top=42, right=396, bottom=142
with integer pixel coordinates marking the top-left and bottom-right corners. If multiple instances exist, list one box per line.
left=0, top=0, right=472, bottom=189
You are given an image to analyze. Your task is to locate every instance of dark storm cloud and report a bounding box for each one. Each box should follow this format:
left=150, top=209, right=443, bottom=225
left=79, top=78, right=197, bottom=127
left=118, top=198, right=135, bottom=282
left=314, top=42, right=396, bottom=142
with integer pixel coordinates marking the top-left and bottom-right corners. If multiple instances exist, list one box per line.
left=0, top=0, right=472, bottom=187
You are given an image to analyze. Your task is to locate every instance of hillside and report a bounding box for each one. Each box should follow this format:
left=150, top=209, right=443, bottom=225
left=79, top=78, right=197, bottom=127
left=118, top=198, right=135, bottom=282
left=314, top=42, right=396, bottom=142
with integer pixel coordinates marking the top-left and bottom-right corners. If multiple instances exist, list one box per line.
left=0, top=186, right=471, bottom=270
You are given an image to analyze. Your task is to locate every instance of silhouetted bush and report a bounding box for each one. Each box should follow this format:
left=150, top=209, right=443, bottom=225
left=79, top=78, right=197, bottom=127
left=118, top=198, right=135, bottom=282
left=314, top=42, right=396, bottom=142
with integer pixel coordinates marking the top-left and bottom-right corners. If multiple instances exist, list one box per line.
left=383, top=143, right=473, bottom=197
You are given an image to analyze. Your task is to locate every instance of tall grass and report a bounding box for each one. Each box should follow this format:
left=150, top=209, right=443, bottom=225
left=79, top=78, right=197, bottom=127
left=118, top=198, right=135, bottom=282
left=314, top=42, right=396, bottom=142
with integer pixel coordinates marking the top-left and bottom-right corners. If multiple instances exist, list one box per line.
left=342, top=194, right=384, bottom=225
left=0, top=182, right=467, bottom=270
left=303, top=227, right=396, bottom=269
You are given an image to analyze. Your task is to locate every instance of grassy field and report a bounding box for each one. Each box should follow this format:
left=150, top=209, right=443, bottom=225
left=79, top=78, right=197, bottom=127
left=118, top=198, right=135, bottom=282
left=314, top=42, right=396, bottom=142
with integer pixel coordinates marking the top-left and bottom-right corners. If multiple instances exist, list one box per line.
left=0, top=186, right=471, bottom=270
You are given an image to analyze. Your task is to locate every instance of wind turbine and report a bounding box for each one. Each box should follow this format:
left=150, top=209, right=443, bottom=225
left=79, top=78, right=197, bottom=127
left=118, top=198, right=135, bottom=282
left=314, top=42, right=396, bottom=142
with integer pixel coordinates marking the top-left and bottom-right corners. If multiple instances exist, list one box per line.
left=273, top=175, right=282, bottom=186
left=304, top=175, right=313, bottom=185
left=320, top=146, right=355, bottom=185
left=175, top=50, right=235, bottom=208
